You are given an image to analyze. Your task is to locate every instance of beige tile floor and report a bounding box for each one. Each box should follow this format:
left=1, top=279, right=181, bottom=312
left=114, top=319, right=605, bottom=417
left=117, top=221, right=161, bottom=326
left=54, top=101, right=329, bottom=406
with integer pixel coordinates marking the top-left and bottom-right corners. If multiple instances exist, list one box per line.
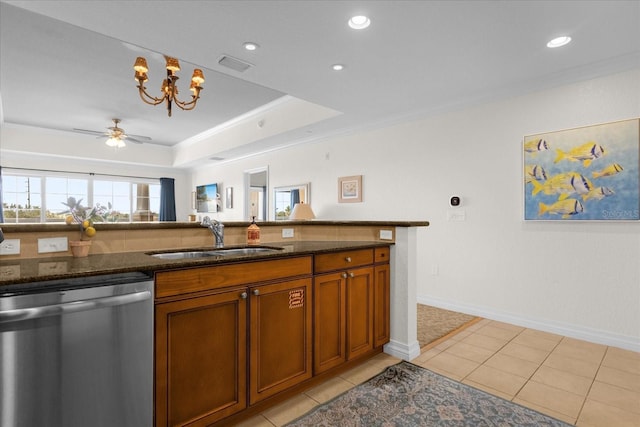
left=237, top=319, right=640, bottom=426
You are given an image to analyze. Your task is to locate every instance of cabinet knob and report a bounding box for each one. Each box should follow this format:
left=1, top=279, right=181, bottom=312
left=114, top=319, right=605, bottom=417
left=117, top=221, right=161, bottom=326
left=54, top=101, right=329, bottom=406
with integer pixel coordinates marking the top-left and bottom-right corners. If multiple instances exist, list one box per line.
left=341, top=273, right=348, bottom=279
left=345, top=257, right=352, bottom=263
left=348, top=272, right=355, bottom=278
left=253, top=289, right=260, bottom=296
left=240, top=292, right=248, bottom=299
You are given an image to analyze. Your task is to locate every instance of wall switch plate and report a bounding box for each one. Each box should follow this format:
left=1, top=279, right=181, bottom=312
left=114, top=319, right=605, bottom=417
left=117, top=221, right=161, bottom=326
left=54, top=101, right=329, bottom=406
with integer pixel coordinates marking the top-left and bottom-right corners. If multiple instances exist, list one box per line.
left=447, top=210, right=466, bottom=221
left=0, top=239, right=21, bottom=255
left=38, top=237, right=69, bottom=253
left=379, top=229, right=393, bottom=240
left=282, top=228, right=294, bottom=238
left=430, top=264, right=439, bottom=276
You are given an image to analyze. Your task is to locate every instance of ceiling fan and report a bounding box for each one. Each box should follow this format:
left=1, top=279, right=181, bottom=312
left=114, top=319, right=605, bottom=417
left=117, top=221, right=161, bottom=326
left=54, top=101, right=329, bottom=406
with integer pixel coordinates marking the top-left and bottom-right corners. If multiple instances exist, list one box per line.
left=73, top=118, right=152, bottom=147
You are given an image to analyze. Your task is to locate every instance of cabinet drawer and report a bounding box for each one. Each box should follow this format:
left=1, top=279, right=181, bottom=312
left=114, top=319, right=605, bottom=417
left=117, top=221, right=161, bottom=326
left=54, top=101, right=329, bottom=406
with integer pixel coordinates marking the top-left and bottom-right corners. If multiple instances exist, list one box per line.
left=155, top=256, right=312, bottom=298
left=374, top=247, right=390, bottom=264
left=314, top=249, right=373, bottom=273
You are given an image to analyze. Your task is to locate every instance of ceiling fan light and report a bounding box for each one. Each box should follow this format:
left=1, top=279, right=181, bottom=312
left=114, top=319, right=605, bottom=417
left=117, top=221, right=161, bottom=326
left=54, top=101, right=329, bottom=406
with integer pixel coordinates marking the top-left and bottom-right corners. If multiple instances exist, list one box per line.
left=133, top=57, right=148, bottom=73
left=105, top=137, right=120, bottom=147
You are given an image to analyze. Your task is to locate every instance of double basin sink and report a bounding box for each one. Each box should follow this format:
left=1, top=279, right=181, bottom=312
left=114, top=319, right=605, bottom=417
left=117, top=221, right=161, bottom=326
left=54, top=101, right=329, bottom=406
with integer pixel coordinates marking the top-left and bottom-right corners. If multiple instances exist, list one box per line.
left=148, top=246, right=284, bottom=260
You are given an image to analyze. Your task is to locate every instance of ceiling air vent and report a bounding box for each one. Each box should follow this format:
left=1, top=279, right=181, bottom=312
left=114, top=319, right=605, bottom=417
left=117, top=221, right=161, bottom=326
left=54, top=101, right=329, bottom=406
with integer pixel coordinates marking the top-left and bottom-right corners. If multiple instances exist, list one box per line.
left=209, top=156, right=225, bottom=161
left=218, top=55, right=253, bottom=72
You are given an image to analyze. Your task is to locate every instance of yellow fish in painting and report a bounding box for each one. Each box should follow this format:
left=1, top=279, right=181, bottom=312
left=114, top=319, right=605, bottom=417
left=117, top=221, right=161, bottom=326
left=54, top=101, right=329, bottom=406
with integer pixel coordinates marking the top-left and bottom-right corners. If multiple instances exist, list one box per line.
left=592, top=163, right=623, bottom=179
left=554, top=142, right=605, bottom=167
left=538, top=199, right=584, bottom=219
left=582, top=187, right=615, bottom=201
left=525, top=165, right=547, bottom=183
left=524, top=138, right=549, bottom=155
left=531, top=172, right=593, bottom=200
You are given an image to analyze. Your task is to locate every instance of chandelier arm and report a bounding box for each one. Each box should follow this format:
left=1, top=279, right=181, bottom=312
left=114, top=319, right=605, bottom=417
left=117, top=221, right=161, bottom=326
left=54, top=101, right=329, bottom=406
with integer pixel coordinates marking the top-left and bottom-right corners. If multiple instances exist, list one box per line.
left=173, top=86, right=203, bottom=110
left=173, top=96, right=200, bottom=111
left=136, top=82, right=166, bottom=106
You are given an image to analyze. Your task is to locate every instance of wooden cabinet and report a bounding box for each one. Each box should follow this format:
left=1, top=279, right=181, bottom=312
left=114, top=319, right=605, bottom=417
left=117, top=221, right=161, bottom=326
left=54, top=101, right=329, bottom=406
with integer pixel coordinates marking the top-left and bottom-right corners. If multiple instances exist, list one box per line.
left=374, top=262, right=390, bottom=347
left=155, top=288, right=247, bottom=427
left=249, top=278, right=312, bottom=404
left=154, top=256, right=312, bottom=427
left=154, top=246, right=390, bottom=426
left=313, top=248, right=389, bottom=374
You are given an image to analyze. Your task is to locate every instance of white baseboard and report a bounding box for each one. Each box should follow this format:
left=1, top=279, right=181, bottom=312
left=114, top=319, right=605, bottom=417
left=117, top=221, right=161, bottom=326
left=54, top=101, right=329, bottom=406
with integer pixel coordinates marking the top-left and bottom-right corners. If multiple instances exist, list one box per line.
left=417, top=295, right=640, bottom=353
left=384, top=339, right=422, bottom=361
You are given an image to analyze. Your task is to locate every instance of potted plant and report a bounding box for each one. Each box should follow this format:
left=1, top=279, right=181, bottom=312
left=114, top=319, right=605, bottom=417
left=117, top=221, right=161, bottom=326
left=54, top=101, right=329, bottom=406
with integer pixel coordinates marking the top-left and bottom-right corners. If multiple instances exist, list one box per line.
left=62, top=197, right=106, bottom=257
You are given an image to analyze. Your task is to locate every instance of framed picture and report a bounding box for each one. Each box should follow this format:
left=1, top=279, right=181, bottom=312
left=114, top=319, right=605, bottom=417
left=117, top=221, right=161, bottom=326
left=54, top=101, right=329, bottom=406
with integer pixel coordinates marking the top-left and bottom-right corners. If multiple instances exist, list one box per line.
left=523, top=118, right=639, bottom=221
left=226, top=187, right=233, bottom=209
left=338, top=175, right=363, bottom=203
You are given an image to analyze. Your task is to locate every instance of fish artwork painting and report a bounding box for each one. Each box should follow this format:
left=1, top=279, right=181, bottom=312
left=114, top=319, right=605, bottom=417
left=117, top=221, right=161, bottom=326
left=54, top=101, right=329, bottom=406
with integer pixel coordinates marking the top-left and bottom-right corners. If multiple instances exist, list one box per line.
left=523, top=119, right=639, bottom=221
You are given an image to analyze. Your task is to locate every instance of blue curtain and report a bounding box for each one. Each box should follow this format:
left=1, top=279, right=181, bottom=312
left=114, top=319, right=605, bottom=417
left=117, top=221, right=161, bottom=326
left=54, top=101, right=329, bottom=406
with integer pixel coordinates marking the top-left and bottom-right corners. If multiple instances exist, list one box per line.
left=290, top=189, right=300, bottom=209
left=159, top=177, right=176, bottom=221
left=0, top=166, right=4, bottom=223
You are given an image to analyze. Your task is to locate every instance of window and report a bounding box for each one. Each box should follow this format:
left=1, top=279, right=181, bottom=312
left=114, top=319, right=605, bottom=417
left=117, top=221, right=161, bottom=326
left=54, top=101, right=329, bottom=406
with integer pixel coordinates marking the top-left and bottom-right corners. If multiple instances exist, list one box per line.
left=1, top=175, right=42, bottom=223
left=46, top=177, right=89, bottom=222
left=1, top=170, right=160, bottom=223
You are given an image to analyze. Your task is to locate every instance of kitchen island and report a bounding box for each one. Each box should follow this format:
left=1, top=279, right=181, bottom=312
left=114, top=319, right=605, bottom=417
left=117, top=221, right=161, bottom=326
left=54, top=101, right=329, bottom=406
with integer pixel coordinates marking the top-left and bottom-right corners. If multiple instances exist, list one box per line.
left=1, top=221, right=428, bottom=426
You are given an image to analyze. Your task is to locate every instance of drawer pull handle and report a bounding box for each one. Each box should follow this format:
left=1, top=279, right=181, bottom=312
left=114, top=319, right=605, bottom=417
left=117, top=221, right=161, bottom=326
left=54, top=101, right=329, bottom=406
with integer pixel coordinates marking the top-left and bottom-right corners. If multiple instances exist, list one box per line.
left=348, top=272, right=355, bottom=278
left=253, top=289, right=260, bottom=296
left=341, top=273, right=348, bottom=279
left=345, top=257, right=352, bottom=263
left=240, top=292, right=248, bottom=299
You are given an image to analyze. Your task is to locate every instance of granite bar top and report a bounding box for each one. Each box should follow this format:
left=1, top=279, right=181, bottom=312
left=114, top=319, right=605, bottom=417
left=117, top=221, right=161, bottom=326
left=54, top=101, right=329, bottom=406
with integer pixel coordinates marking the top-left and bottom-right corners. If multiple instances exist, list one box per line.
left=0, top=241, right=392, bottom=291
left=0, top=220, right=429, bottom=233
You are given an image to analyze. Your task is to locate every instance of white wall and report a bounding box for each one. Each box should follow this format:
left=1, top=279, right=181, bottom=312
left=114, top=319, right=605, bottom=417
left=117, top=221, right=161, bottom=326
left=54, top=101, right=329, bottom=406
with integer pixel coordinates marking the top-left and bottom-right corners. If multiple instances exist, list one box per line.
left=3, top=69, right=637, bottom=350
left=193, top=68, right=640, bottom=351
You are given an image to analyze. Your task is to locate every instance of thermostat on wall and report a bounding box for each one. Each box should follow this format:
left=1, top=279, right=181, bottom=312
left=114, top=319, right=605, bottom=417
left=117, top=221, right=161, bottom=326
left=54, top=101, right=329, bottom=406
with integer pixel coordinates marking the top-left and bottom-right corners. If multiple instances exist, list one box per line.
left=450, top=196, right=461, bottom=207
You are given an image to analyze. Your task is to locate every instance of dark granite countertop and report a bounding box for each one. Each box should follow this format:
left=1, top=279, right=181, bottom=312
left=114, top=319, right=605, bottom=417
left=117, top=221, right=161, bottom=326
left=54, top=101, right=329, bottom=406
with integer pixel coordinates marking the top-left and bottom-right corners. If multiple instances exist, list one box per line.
left=0, top=241, right=392, bottom=292
left=0, top=220, right=429, bottom=233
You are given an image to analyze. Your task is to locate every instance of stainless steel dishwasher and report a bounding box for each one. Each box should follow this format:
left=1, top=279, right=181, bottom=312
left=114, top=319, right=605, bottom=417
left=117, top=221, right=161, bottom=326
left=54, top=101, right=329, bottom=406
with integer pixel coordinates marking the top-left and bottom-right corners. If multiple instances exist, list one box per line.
left=0, top=272, right=153, bottom=427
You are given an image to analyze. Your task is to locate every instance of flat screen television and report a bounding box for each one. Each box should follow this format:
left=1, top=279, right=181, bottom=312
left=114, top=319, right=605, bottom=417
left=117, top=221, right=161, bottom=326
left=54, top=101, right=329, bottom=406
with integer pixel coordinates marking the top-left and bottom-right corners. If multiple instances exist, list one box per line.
left=196, top=183, right=218, bottom=213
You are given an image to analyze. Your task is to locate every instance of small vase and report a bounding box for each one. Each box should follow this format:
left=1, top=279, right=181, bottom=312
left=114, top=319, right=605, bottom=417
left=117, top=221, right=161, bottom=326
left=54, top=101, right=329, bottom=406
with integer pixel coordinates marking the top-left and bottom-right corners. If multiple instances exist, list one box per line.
left=69, top=240, right=92, bottom=257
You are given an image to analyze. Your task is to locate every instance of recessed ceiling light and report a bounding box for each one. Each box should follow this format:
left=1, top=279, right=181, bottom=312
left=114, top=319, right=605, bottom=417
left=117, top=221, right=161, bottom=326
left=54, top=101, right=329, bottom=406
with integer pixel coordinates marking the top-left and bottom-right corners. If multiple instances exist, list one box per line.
left=348, top=15, right=370, bottom=30
left=332, top=64, right=345, bottom=71
left=243, top=42, right=259, bottom=51
left=547, top=36, right=572, bottom=48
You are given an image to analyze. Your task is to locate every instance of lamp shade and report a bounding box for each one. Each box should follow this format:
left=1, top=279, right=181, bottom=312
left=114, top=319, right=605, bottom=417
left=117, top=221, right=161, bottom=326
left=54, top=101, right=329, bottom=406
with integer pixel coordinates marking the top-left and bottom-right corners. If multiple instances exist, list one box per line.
left=133, top=57, right=148, bottom=73
left=289, top=202, right=315, bottom=220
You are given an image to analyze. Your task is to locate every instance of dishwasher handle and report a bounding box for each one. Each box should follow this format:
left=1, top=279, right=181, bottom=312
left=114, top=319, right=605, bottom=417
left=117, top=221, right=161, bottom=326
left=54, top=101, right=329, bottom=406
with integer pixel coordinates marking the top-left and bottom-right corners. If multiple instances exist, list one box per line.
left=0, top=290, right=152, bottom=324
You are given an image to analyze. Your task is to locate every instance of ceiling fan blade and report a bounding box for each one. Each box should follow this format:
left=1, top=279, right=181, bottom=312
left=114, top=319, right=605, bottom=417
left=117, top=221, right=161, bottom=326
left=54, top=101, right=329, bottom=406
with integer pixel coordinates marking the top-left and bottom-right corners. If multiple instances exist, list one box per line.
left=123, top=137, right=144, bottom=144
left=126, top=133, right=152, bottom=141
left=72, top=128, right=106, bottom=136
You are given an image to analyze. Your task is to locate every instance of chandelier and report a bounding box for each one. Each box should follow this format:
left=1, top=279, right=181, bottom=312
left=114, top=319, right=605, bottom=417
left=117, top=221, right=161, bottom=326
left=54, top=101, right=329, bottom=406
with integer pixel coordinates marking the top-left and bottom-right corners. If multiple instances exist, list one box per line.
left=133, top=56, right=205, bottom=117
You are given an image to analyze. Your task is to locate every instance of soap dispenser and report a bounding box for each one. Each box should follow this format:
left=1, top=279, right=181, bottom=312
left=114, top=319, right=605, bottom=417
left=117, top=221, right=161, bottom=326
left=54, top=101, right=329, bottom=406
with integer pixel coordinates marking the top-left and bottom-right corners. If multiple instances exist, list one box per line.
left=247, top=216, right=261, bottom=245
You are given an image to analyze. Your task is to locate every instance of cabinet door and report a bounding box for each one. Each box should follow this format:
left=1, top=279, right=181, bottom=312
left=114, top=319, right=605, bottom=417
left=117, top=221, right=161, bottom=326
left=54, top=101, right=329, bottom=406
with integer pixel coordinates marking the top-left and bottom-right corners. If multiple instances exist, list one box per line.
left=249, top=278, right=313, bottom=404
left=346, top=267, right=374, bottom=360
left=313, top=272, right=347, bottom=374
left=155, top=290, right=247, bottom=427
left=374, top=263, right=391, bottom=348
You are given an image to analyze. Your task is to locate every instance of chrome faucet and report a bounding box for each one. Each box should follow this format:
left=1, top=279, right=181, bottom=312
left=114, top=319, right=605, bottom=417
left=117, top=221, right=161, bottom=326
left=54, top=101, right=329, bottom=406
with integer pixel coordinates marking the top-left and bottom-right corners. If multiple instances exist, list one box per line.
left=201, top=216, right=224, bottom=248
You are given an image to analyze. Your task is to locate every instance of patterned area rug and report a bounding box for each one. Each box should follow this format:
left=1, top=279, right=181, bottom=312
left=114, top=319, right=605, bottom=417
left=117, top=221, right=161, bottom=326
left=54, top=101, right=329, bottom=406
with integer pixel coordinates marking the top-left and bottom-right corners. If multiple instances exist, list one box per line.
left=285, top=361, right=572, bottom=427
left=417, top=304, right=478, bottom=347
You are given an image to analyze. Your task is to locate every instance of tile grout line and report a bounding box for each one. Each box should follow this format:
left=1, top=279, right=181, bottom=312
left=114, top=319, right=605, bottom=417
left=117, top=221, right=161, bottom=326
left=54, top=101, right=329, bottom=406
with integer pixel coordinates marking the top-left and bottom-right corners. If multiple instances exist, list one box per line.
left=509, top=332, right=577, bottom=423
left=572, top=345, right=610, bottom=426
